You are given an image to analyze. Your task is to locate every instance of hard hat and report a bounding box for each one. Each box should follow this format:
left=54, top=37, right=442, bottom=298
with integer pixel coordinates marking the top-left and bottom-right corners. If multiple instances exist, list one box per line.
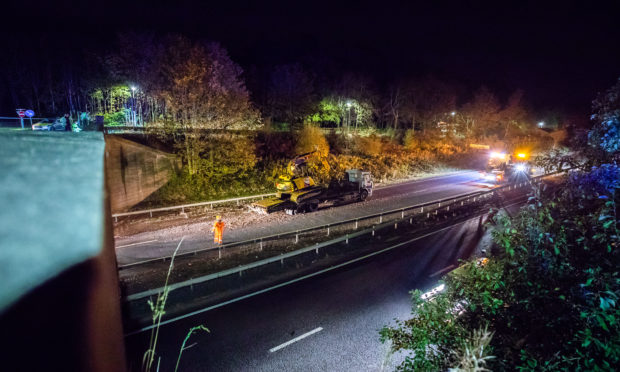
left=216, top=215, right=221, bottom=220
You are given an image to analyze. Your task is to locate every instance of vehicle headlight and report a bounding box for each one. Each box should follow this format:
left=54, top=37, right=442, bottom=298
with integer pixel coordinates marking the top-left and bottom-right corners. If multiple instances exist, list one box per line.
left=515, top=164, right=526, bottom=172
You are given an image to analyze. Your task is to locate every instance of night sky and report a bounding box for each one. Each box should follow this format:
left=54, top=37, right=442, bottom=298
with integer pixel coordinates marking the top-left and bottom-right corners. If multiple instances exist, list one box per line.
left=3, top=0, right=620, bottom=117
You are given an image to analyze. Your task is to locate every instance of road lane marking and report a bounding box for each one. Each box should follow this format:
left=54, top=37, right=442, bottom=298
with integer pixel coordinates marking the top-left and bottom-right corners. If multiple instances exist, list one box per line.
left=117, top=240, right=158, bottom=249
left=269, top=327, right=323, bottom=353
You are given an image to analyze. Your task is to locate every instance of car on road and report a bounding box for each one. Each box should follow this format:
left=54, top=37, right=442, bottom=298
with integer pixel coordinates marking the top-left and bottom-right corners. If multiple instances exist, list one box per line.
left=32, top=118, right=77, bottom=131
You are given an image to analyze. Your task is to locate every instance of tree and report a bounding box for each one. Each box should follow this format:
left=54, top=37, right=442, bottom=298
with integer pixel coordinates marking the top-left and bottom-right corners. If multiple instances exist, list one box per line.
left=498, top=89, right=530, bottom=138
left=266, top=63, right=315, bottom=129
left=460, top=86, right=501, bottom=137
left=400, top=77, right=457, bottom=134
left=590, top=78, right=620, bottom=156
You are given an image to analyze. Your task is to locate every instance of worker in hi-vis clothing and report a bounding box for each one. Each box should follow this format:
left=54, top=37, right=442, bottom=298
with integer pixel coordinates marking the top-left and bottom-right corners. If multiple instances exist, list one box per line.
left=211, top=215, right=225, bottom=244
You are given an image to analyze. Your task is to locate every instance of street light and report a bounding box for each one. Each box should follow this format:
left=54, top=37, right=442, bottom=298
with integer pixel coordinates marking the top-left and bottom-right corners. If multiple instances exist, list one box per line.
left=451, top=111, right=456, bottom=116
left=538, top=121, right=544, bottom=128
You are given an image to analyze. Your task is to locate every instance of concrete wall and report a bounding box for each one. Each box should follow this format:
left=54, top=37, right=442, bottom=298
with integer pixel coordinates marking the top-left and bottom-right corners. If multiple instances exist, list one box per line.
left=105, top=136, right=180, bottom=213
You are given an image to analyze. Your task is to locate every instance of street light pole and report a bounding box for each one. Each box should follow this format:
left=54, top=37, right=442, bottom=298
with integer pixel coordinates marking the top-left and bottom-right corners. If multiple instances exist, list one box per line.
left=346, top=101, right=352, bottom=134
left=131, top=86, right=137, bottom=127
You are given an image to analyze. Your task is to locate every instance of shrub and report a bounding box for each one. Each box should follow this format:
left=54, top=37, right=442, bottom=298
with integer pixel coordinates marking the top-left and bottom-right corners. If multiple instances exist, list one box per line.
left=296, top=125, right=330, bottom=156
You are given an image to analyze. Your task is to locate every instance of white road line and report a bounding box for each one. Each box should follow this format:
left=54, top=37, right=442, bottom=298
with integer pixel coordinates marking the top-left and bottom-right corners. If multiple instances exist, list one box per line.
left=117, top=240, right=158, bottom=249
left=269, top=327, right=323, bottom=353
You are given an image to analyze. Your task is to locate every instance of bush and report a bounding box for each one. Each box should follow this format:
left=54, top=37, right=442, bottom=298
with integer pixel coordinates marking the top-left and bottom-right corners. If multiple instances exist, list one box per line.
left=353, top=134, right=383, bottom=157
left=381, top=165, right=620, bottom=371
left=296, top=125, right=330, bottom=156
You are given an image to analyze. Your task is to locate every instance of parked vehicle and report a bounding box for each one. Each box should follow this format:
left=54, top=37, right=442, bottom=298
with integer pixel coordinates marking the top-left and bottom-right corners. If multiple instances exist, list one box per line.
left=31, top=118, right=79, bottom=131
left=250, top=150, right=373, bottom=214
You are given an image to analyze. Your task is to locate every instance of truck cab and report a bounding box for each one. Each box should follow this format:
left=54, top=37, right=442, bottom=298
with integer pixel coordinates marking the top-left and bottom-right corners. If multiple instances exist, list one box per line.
left=344, top=169, right=373, bottom=200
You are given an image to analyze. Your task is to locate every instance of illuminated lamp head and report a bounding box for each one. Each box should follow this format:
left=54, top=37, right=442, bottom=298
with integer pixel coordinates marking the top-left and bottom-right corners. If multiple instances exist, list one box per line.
left=517, top=152, right=526, bottom=158
left=515, top=164, right=526, bottom=172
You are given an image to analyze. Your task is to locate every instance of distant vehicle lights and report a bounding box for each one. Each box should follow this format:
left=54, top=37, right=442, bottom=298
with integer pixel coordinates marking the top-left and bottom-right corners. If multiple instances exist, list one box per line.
left=489, top=151, right=506, bottom=159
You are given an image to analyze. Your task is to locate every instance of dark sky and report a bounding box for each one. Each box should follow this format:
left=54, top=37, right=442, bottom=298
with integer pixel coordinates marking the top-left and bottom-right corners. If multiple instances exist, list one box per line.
left=4, top=0, right=620, bottom=116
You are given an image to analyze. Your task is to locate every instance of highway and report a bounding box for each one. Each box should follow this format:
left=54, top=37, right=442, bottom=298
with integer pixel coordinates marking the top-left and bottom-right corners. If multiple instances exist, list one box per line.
left=115, top=170, right=494, bottom=266
left=124, top=207, right=499, bottom=371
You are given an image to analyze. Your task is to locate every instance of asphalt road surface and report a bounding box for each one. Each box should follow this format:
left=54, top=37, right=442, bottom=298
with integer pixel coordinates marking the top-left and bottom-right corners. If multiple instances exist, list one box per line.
left=116, top=171, right=496, bottom=265
left=124, top=209, right=500, bottom=372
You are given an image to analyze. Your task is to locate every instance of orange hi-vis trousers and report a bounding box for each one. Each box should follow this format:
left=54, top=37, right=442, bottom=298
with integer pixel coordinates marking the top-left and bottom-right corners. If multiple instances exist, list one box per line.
left=212, top=221, right=225, bottom=244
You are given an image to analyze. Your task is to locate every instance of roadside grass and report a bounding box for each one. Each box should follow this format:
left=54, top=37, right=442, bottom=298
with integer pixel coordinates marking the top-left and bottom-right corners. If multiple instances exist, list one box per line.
left=141, top=236, right=210, bottom=372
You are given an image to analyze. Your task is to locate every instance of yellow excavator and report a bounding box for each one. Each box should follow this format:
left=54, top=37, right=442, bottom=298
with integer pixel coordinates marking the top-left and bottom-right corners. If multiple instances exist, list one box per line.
left=251, top=150, right=373, bottom=214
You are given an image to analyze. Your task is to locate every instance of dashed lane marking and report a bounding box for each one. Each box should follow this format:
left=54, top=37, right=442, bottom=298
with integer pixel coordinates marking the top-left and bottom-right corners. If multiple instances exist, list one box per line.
left=269, top=327, right=324, bottom=353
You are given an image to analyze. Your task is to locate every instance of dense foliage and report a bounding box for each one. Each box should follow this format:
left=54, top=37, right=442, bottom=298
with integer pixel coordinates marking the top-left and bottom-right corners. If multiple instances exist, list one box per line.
left=380, top=164, right=619, bottom=371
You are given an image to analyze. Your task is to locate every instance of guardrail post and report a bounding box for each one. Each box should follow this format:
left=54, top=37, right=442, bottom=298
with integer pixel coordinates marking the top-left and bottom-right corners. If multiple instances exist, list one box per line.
left=379, top=214, right=383, bottom=223
left=114, top=216, right=118, bottom=223
left=295, top=231, right=299, bottom=243
left=150, top=211, right=153, bottom=218
left=345, top=235, right=349, bottom=244
left=280, top=254, right=284, bottom=266
left=446, top=206, right=450, bottom=212
left=237, top=200, right=240, bottom=206
left=473, top=197, right=476, bottom=202
left=461, top=201, right=463, bottom=206
left=327, top=225, right=330, bottom=236
left=427, top=212, right=430, bottom=218
left=438, top=202, right=441, bottom=208
left=394, top=222, right=397, bottom=229
left=372, top=226, right=375, bottom=236
left=409, top=217, right=412, bottom=224
left=218, top=246, right=222, bottom=259
left=420, top=206, right=424, bottom=213
left=259, top=239, right=263, bottom=251
left=210, top=203, right=213, bottom=209
left=355, top=219, right=358, bottom=229
left=401, top=209, right=404, bottom=218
